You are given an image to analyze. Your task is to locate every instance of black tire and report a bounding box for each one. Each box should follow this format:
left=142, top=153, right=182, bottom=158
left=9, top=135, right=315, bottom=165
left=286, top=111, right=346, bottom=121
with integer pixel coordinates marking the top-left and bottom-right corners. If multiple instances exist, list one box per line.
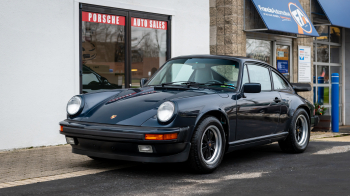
left=188, top=116, right=226, bottom=174
left=279, top=108, right=310, bottom=153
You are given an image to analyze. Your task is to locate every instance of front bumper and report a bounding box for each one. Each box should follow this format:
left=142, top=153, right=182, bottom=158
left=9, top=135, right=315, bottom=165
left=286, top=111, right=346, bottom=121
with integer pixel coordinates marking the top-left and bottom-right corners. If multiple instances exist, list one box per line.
left=59, top=120, right=191, bottom=163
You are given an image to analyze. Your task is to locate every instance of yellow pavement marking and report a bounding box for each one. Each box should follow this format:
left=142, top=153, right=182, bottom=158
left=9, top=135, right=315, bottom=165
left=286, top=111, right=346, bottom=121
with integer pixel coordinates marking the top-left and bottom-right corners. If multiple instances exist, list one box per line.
left=0, top=164, right=137, bottom=189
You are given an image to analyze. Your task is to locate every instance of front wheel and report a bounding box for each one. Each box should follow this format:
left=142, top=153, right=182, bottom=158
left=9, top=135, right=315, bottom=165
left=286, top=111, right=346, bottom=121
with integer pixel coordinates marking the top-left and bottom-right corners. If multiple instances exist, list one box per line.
left=188, top=116, right=226, bottom=173
left=279, top=108, right=310, bottom=153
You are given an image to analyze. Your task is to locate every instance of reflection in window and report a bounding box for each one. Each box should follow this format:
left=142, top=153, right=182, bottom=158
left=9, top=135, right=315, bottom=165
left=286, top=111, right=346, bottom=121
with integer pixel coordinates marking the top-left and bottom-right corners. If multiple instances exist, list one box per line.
left=242, top=65, right=249, bottom=85
left=330, top=26, right=341, bottom=43
left=315, top=25, right=329, bottom=41
left=131, top=20, right=167, bottom=87
left=317, top=44, right=329, bottom=63
left=272, top=72, right=288, bottom=90
left=247, top=65, right=271, bottom=91
left=82, top=19, right=125, bottom=93
left=317, top=86, right=329, bottom=105
left=317, top=65, right=329, bottom=84
left=330, top=46, right=341, bottom=63
left=246, top=39, right=272, bottom=65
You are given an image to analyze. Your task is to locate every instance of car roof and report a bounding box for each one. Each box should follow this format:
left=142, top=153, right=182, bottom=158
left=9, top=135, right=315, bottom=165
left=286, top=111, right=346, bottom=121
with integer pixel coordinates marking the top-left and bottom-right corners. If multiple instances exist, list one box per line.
left=171, top=54, right=283, bottom=72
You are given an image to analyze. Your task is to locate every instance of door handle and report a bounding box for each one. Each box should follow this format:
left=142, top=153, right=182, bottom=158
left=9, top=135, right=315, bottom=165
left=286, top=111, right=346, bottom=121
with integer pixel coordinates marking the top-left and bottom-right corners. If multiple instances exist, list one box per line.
left=274, top=97, right=281, bottom=103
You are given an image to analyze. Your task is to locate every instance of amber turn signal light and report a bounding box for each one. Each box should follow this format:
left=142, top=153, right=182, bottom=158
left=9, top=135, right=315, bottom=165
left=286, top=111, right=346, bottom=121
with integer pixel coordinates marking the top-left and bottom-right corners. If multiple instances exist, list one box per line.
left=60, top=126, right=63, bottom=132
left=145, top=133, right=178, bottom=140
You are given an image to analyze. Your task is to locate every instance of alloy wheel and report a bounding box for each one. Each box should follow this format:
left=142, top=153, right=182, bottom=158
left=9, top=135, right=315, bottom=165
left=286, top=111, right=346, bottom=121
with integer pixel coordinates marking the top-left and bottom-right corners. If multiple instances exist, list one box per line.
left=200, top=125, right=222, bottom=164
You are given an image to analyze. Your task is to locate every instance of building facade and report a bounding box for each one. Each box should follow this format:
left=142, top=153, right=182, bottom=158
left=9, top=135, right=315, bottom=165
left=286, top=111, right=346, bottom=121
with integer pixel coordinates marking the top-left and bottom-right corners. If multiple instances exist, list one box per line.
left=210, top=0, right=349, bottom=126
left=0, top=0, right=209, bottom=150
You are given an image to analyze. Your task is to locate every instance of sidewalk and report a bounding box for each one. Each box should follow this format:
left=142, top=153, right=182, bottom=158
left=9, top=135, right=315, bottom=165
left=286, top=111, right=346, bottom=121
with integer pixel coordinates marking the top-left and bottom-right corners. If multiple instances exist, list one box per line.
left=0, top=131, right=349, bottom=189
left=0, top=145, right=131, bottom=185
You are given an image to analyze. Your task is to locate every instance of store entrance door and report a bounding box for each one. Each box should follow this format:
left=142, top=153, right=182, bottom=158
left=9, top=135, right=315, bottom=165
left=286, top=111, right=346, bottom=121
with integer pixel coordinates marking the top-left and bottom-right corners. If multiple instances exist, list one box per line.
left=275, top=44, right=292, bottom=82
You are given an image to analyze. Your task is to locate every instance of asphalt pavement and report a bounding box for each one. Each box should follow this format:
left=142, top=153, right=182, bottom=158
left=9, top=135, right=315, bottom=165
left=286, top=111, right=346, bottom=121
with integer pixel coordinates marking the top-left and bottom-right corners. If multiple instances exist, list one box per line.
left=1, top=140, right=350, bottom=196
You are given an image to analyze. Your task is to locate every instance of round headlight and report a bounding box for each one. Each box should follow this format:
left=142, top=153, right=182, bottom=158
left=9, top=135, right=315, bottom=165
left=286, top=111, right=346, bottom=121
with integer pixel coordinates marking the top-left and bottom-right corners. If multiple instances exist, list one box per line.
left=157, top=101, right=175, bottom=122
left=67, top=96, right=82, bottom=115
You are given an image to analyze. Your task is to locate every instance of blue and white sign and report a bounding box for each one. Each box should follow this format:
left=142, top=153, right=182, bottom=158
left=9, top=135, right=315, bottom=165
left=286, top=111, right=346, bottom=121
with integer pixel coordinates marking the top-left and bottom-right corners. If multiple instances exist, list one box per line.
left=251, top=0, right=319, bottom=37
left=277, top=60, right=289, bottom=74
left=298, top=46, right=311, bottom=82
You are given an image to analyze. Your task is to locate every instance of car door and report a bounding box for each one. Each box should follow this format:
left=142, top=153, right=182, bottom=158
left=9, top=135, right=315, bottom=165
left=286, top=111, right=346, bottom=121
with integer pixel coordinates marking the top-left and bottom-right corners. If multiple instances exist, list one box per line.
left=271, top=70, right=294, bottom=134
left=236, top=63, right=281, bottom=140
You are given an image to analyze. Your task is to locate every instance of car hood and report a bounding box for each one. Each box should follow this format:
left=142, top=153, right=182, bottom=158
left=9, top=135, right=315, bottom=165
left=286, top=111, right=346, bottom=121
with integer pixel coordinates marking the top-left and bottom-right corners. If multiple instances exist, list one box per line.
left=74, top=87, right=216, bottom=126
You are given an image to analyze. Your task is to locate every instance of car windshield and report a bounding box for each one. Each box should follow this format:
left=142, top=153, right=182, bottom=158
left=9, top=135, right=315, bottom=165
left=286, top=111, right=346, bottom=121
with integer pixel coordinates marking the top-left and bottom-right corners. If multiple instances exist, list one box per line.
left=147, top=58, right=240, bottom=89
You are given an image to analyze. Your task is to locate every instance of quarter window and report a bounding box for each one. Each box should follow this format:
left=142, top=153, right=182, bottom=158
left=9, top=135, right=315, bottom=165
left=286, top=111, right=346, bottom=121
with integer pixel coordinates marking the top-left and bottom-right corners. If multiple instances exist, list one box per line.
left=247, top=65, right=271, bottom=91
left=272, top=71, right=289, bottom=90
left=242, top=65, right=249, bottom=85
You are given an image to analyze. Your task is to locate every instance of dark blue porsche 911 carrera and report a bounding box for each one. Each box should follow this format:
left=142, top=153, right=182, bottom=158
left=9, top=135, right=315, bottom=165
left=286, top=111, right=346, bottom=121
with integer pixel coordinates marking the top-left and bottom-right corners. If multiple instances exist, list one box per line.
left=60, top=55, right=319, bottom=173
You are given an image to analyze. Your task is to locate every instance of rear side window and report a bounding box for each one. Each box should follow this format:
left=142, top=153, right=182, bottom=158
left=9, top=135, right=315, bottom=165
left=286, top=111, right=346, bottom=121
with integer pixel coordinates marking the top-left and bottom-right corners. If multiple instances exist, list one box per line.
left=272, top=71, right=289, bottom=90
left=247, top=64, right=271, bottom=91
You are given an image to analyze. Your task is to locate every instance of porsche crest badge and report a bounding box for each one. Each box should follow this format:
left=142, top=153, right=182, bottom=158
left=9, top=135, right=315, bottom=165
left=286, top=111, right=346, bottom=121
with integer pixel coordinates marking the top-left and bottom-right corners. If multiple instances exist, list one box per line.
left=111, top=115, right=117, bottom=119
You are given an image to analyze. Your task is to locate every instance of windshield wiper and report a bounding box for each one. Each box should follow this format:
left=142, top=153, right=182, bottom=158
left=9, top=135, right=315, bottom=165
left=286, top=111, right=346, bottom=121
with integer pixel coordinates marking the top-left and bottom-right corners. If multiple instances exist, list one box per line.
left=161, top=81, right=190, bottom=87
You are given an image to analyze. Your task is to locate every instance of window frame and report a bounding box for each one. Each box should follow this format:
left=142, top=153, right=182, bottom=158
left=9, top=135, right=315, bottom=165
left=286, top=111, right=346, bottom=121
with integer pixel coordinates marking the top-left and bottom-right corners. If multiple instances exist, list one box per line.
left=79, top=3, right=172, bottom=93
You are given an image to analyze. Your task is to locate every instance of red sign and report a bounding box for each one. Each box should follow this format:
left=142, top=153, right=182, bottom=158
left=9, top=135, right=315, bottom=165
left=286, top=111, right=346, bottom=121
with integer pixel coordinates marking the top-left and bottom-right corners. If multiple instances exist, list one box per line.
left=131, top=17, right=167, bottom=30
left=82, top=11, right=125, bottom=26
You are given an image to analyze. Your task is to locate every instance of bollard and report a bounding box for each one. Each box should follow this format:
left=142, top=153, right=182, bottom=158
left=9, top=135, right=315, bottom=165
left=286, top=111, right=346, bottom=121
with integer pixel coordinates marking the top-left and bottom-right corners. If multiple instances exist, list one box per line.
left=318, top=76, right=324, bottom=104
left=331, top=73, right=339, bottom=133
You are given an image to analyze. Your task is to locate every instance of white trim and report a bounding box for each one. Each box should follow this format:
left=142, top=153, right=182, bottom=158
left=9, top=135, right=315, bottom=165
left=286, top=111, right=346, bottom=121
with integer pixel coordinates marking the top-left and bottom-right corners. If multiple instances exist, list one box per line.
left=74, top=0, right=175, bottom=16
left=74, top=1, right=80, bottom=95
left=342, top=27, right=346, bottom=125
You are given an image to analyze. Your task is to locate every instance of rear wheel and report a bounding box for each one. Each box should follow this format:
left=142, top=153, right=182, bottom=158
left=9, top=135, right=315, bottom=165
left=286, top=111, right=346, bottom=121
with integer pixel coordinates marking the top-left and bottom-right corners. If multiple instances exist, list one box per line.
left=279, top=108, right=310, bottom=153
left=188, top=116, right=226, bottom=173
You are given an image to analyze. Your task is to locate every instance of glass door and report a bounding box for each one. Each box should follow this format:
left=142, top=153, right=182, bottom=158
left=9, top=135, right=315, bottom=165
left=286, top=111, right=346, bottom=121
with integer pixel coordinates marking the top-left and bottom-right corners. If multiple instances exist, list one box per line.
left=276, top=45, right=291, bottom=81
left=130, top=18, right=168, bottom=88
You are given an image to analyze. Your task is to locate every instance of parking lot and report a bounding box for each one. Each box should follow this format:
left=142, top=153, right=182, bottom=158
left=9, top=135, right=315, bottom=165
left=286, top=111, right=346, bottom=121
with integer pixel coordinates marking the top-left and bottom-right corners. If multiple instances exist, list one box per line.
left=0, top=132, right=349, bottom=195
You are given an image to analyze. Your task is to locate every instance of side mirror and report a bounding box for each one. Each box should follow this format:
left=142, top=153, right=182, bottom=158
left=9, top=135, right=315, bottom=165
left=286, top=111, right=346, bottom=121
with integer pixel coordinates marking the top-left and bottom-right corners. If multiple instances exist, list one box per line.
left=100, top=77, right=108, bottom=84
left=243, top=83, right=261, bottom=93
left=140, top=78, right=148, bottom=87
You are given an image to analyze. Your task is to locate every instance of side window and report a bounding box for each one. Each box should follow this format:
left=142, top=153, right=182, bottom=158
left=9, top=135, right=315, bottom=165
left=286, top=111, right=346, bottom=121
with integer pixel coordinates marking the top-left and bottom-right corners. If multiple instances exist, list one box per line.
left=247, top=64, right=271, bottom=91
left=272, top=71, right=289, bottom=90
left=242, top=65, right=249, bottom=85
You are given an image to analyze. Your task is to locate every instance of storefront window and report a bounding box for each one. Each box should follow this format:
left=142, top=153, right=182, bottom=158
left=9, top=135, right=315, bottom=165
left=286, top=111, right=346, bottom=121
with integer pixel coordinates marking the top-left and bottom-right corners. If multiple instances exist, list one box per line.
left=313, top=25, right=343, bottom=124
left=131, top=18, right=167, bottom=88
left=330, top=45, right=341, bottom=63
left=317, top=44, right=329, bottom=63
left=276, top=45, right=290, bottom=81
left=246, top=39, right=272, bottom=65
left=81, top=12, right=125, bottom=93
left=317, top=86, right=329, bottom=105
left=317, top=65, right=330, bottom=84
left=330, top=26, right=341, bottom=43
left=315, top=25, right=329, bottom=41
